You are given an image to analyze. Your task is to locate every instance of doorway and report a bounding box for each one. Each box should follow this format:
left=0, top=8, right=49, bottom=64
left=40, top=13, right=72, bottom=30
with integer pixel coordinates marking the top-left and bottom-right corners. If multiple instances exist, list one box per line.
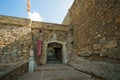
left=47, top=43, right=62, bottom=64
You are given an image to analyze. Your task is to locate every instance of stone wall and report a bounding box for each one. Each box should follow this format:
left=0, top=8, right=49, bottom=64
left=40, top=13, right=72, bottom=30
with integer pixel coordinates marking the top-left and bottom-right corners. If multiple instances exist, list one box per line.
left=0, top=15, right=70, bottom=65
left=65, top=0, right=120, bottom=80
left=0, top=23, right=33, bottom=64
left=31, top=22, right=70, bottom=64
left=0, top=61, right=28, bottom=80
left=0, top=15, right=33, bottom=78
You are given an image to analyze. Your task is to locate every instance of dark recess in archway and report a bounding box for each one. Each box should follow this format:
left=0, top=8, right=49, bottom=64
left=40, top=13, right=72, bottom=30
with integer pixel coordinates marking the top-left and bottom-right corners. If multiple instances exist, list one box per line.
left=47, top=43, right=62, bottom=64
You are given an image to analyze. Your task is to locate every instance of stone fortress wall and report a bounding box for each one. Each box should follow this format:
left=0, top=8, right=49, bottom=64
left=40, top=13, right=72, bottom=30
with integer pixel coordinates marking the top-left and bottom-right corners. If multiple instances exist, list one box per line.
left=0, top=15, right=70, bottom=70
left=0, top=16, right=33, bottom=64
left=0, top=15, right=70, bottom=79
left=63, top=0, right=120, bottom=80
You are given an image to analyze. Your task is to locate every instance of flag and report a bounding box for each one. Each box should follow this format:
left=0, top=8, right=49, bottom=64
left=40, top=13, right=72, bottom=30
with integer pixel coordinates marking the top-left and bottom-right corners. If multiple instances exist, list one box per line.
left=27, top=0, right=30, bottom=12
left=37, top=39, right=42, bottom=57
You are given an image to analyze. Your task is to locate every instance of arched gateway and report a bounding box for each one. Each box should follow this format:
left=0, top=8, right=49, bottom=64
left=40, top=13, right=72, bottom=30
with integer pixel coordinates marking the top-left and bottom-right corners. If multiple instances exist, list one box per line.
left=47, top=43, right=62, bottom=64
left=42, top=41, right=68, bottom=64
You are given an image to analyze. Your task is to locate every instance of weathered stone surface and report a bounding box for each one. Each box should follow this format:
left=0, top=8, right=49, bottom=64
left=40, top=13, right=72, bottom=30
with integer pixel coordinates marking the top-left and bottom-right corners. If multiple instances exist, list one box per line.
left=19, top=64, right=93, bottom=80
left=100, top=49, right=107, bottom=57
left=0, top=61, right=29, bottom=80
left=0, top=24, right=33, bottom=64
left=99, top=37, right=106, bottom=44
left=92, top=51, right=100, bottom=56
left=64, top=0, right=120, bottom=80
left=115, top=17, right=120, bottom=23
left=107, top=48, right=120, bottom=59
left=69, top=56, right=120, bottom=80
left=78, top=51, right=92, bottom=57
left=104, top=40, right=118, bottom=49
left=93, top=44, right=101, bottom=50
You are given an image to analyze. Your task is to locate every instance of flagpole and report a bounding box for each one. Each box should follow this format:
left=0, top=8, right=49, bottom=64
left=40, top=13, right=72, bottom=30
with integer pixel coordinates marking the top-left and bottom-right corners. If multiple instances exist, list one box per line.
left=27, top=0, right=32, bottom=27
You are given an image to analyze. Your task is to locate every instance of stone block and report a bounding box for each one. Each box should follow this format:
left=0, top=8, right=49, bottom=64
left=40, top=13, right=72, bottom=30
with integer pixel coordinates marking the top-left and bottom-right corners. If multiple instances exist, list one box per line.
left=104, top=40, right=118, bottom=49
left=92, top=51, right=100, bottom=56
left=107, top=48, right=120, bottom=59
left=100, top=49, right=107, bottom=57
left=79, top=51, right=92, bottom=57
left=117, top=40, right=120, bottom=46
left=69, top=55, right=120, bottom=80
left=22, top=50, right=27, bottom=53
left=99, top=37, right=106, bottom=44
left=93, top=44, right=101, bottom=50
left=81, top=46, right=93, bottom=51
left=0, top=52, right=2, bottom=55
left=0, top=40, right=3, bottom=45
left=115, top=17, right=120, bottom=23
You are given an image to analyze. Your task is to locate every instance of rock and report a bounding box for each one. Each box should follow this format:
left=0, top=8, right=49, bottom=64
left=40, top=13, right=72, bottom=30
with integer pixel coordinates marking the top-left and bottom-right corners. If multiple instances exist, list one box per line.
left=107, top=48, right=120, bottom=59
left=79, top=51, right=92, bottom=57
left=104, top=40, right=118, bottom=49
left=115, top=17, right=120, bottom=23
left=13, top=50, right=17, bottom=53
left=22, top=50, right=27, bottom=53
left=13, top=52, right=17, bottom=57
left=17, top=51, right=21, bottom=54
left=19, top=57, right=24, bottom=60
left=93, top=44, right=101, bottom=50
left=69, top=56, right=120, bottom=80
left=0, top=52, right=2, bottom=55
left=92, top=51, right=100, bottom=56
left=100, top=37, right=106, bottom=44
left=0, top=40, right=3, bottom=45
left=100, top=49, right=107, bottom=57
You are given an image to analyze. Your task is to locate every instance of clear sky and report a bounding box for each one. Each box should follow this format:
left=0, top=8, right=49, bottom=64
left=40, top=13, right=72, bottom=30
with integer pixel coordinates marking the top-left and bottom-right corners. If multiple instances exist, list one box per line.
left=0, top=0, right=74, bottom=24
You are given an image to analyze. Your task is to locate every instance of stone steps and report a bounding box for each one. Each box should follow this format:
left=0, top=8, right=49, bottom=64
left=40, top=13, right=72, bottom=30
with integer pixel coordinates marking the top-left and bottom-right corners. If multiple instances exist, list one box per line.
left=35, top=64, right=73, bottom=71
left=18, top=64, right=92, bottom=80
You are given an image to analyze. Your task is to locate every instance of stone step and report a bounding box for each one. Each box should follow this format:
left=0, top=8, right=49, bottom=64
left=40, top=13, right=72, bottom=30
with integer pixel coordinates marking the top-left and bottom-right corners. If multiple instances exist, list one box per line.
left=18, top=64, right=98, bottom=80
left=19, top=68, right=92, bottom=80
left=47, top=61, right=61, bottom=64
left=35, top=64, right=73, bottom=71
left=37, top=70, right=92, bottom=80
left=47, top=58, right=61, bottom=63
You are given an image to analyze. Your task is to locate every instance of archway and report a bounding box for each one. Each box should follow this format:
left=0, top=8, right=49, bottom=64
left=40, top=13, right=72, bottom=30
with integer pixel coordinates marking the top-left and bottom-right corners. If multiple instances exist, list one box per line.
left=42, top=41, right=67, bottom=64
left=47, top=43, right=62, bottom=64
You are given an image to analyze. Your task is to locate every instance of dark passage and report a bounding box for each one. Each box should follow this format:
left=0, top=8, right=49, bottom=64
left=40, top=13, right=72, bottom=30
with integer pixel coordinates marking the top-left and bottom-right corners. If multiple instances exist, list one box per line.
left=47, top=43, right=62, bottom=64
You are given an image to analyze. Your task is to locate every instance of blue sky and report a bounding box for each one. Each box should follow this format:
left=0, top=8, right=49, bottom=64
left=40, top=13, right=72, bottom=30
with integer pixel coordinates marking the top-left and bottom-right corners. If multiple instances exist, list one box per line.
left=0, top=0, right=74, bottom=23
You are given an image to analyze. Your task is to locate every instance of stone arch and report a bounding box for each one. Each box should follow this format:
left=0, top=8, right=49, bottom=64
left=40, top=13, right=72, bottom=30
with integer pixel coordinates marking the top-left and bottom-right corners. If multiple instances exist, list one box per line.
left=42, top=40, right=68, bottom=64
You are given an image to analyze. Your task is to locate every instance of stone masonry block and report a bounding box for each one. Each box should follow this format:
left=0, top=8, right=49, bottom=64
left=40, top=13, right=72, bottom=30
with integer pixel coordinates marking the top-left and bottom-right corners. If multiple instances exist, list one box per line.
left=115, top=17, right=120, bottom=23
left=107, top=48, right=120, bottom=59
left=100, top=49, right=107, bottom=57
left=79, top=51, right=92, bottom=57
left=93, top=44, right=101, bottom=50
left=104, top=40, right=118, bottom=49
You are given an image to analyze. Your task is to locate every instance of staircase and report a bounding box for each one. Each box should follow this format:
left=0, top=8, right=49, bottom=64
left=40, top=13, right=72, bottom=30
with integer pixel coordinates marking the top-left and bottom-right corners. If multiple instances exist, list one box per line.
left=18, top=64, right=92, bottom=80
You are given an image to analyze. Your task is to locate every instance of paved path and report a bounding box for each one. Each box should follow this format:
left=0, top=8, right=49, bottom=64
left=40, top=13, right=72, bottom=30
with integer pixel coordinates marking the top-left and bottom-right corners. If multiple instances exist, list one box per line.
left=18, top=64, right=92, bottom=80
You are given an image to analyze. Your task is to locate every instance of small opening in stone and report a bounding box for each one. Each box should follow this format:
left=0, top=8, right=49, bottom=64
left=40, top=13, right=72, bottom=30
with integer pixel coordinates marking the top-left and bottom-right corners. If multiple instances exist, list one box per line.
left=39, top=30, right=42, bottom=33
left=21, top=44, right=24, bottom=46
